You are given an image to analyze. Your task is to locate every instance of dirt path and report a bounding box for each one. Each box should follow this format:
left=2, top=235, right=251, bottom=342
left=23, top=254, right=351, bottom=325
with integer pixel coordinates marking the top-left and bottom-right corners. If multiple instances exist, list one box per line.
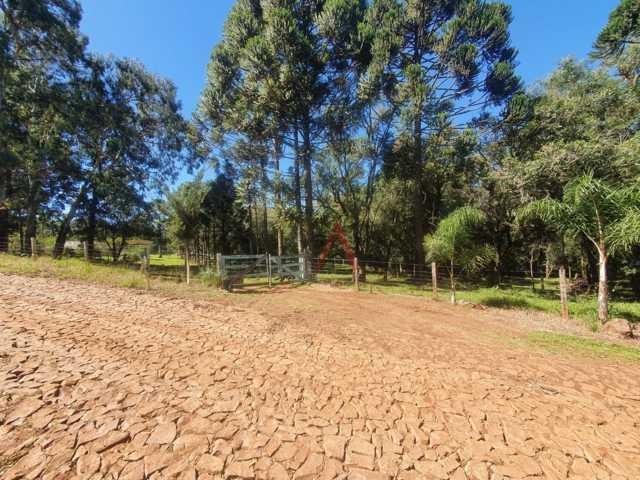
left=1, top=274, right=639, bottom=480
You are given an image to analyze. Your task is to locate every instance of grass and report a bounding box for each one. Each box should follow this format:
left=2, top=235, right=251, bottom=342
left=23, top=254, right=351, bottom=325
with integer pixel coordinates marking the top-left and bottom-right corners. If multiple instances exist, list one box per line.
left=525, top=331, right=640, bottom=362
left=149, top=254, right=186, bottom=267
left=316, top=271, right=640, bottom=331
left=3, top=253, right=639, bottom=333
left=2, top=254, right=638, bottom=362
left=0, top=254, right=229, bottom=301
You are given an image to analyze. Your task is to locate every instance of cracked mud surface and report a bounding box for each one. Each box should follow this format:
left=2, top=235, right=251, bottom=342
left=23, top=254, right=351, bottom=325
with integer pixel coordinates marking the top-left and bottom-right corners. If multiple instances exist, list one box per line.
left=1, top=273, right=639, bottom=479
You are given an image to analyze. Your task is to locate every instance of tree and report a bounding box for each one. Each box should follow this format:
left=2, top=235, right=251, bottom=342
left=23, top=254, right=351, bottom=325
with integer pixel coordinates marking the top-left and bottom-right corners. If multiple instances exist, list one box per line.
left=201, top=0, right=370, bottom=255
left=96, top=184, right=151, bottom=262
left=363, top=0, right=520, bottom=269
left=166, top=174, right=208, bottom=254
left=0, top=0, right=86, bottom=251
left=593, top=0, right=640, bottom=86
left=505, top=60, right=640, bottom=197
left=498, top=59, right=640, bottom=289
left=201, top=170, right=250, bottom=255
left=517, top=173, right=640, bottom=323
left=424, top=206, right=495, bottom=304
left=63, top=55, right=188, bottom=257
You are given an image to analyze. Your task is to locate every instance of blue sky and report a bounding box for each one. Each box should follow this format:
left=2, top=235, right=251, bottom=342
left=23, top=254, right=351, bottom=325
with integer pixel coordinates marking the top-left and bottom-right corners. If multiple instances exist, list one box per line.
left=80, top=0, right=619, bottom=119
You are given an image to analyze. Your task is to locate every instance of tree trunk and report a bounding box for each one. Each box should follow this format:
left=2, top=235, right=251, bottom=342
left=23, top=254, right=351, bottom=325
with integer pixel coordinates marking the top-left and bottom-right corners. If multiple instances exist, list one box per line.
left=23, top=179, right=42, bottom=254
left=0, top=171, right=9, bottom=253
left=529, top=251, right=536, bottom=291
left=254, top=201, right=261, bottom=252
left=53, top=184, right=87, bottom=258
left=274, top=137, right=283, bottom=257
left=597, top=244, right=609, bottom=323
left=559, top=265, right=569, bottom=321
left=412, top=111, right=425, bottom=274
left=262, top=200, right=268, bottom=253
left=260, top=158, right=269, bottom=253
left=87, top=186, right=98, bottom=259
left=185, top=246, right=191, bottom=285
left=302, top=114, right=314, bottom=254
left=293, top=125, right=303, bottom=255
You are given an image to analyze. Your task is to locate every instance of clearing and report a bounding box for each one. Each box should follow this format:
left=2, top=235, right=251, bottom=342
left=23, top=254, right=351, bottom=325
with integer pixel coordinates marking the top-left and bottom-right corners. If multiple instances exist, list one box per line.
left=1, top=273, right=639, bottom=479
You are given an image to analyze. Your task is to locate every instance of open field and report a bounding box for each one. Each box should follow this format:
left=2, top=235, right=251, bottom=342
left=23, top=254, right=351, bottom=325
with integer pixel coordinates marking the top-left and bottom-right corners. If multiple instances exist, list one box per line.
left=1, top=271, right=640, bottom=479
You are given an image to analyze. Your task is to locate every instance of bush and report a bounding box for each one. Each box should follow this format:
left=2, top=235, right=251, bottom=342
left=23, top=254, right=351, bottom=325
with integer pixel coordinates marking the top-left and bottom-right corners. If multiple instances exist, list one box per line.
left=198, top=268, right=223, bottom=288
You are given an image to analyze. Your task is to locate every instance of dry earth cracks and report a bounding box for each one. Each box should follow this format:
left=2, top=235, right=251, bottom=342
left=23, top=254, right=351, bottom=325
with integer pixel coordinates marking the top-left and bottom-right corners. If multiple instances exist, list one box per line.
left=0, top=273, right=639, bottom=479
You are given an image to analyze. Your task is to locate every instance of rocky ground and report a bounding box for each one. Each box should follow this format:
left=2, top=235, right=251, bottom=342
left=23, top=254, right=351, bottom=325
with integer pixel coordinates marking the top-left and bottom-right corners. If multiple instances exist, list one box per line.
left=1, top=272, right=639, bottom=479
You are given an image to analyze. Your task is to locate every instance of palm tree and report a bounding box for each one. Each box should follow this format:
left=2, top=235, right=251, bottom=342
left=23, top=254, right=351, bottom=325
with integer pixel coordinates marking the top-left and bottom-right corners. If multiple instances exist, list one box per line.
left=517, top=173, right=640, bottom=323
left=424, top=207, right=496, bottom=304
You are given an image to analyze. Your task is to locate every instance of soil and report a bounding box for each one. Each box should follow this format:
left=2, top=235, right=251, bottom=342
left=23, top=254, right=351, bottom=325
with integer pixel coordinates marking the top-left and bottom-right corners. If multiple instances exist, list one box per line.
left=1, top=273, right=639, bottom=479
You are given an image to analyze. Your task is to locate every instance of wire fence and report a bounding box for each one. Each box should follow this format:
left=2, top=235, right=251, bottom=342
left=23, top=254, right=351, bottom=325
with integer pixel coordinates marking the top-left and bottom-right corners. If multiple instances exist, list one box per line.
left=0, top=238, right=191, bottom=282
left=1, top=238, right=637, bottom=301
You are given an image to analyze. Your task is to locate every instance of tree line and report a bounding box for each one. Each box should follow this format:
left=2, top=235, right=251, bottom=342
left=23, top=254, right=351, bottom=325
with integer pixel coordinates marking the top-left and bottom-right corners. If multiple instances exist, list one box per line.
left=2, top=0, right=640, bottom=323
left=1, top=0, right=193, bottom=258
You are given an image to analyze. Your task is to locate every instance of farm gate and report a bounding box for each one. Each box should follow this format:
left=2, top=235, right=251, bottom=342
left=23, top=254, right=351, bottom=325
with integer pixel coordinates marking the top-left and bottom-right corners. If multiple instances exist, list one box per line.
left=217, top=254, right=309, bottom=288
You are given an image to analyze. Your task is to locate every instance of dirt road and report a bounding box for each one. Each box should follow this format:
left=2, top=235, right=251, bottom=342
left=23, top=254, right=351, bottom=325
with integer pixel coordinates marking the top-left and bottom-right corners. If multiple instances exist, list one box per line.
left=1, top=273, right=639, bottom=479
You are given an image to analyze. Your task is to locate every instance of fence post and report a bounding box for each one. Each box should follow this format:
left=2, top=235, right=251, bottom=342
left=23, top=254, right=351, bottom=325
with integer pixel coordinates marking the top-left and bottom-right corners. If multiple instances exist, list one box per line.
left=83, top=241, right=89, bottom=262
left=267, top=253, right=272, bottom=288
left=353, top=257, right=359, bottom=291
left=216, top=253, right=223, bottom=275
left=143, top=248, right=151, bottom=290
left=431, top=262, right=438, bottom=298
left=559, top=265, right=569, bottom=321
left=302, top=250, right=313, bottom=282
left=30, top=237, right=36, bottom=258
left=185, top=246, right=191, bottom=285
left=306, top=251, right=311, bottom=282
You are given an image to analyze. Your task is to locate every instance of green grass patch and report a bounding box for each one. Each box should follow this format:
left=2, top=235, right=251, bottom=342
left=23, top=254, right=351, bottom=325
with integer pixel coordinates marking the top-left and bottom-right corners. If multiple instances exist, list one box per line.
left=0, top=253, right=228, bottom=300
left=526, top=331, right=640, bottom=362
left=341, top=273, right=640, bottom=331
left=149, top=254, right=186, bottom=267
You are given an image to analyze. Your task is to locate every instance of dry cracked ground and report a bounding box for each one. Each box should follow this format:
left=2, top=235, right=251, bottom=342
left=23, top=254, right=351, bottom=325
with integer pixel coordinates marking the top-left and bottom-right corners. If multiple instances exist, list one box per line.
left=1, top=273, right=639, bottom=480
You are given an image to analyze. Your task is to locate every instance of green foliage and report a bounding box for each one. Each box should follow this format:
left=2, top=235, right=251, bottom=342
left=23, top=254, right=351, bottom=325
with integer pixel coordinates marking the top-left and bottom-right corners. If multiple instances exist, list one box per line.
left=424, top=207, right=495, bottom=271
left=611, top=206, right=640, bottom=252
left=362, top=0, right=521, bottom=263
left=198, top=268, right=224, bottom=288
left=166, top=173, right=209, bottom=247
left=517, top=173, right=640, bottom=253
left=507, top=59, right=640, bottom=196
left=592, top=0, right=640, bottom=86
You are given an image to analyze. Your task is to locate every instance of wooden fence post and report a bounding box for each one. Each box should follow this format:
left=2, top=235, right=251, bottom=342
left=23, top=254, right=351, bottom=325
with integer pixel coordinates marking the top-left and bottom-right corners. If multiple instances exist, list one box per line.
left=431, top=262, right=438, bottom=298
left=353, top=257, right=359, bottom=291
left=142, top=248, right=151, bottom=290
left=30, top=237, right=36, bottom=258
left=559, top=265, right=569, bottom=321
left=185, top=247, right=191, bottom=285
left=302, top=250, right=312, bottom=282
left=216, top=253, right=222, bottom=275
left=267, top=253, right=272, bottom=288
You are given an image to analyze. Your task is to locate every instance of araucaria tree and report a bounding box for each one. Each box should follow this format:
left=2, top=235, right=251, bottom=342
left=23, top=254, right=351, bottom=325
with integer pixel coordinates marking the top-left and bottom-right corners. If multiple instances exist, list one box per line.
left=363, top=0, right=520, bottom=269
left=517, top=173, right=640, bottom=323
left=424, top=206, right=495, bottom=304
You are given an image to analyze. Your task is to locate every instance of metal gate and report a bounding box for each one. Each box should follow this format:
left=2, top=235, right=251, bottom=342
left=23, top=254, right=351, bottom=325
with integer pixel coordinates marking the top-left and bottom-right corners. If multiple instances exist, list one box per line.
left=217, top=254, right=307, bottom=288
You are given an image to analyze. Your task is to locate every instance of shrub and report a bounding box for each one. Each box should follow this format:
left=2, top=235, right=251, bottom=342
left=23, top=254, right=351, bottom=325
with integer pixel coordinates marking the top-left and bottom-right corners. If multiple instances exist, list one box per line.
left=198, top=268, right=223, bottom=288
